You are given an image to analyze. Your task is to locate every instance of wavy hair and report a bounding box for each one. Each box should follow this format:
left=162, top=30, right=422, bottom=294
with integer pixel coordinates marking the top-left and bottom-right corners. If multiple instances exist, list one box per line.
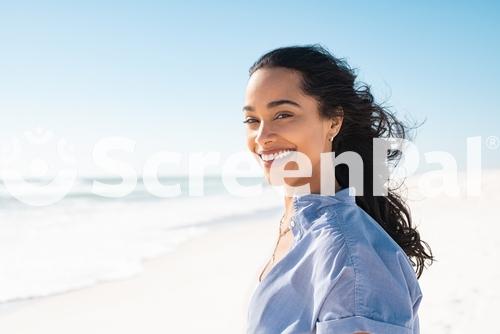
left=249, top=44, right=433, bottom=278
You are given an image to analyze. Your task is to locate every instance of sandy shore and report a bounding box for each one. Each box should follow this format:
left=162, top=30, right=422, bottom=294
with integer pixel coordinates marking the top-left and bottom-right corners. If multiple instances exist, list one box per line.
left=0, top=210, right=282, bottom=334
left=0, top=170, right=498, bottom=333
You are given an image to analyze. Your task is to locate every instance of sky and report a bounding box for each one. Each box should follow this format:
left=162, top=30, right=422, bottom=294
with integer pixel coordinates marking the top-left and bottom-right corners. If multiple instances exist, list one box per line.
left=0, top=1, right=498, bottom=177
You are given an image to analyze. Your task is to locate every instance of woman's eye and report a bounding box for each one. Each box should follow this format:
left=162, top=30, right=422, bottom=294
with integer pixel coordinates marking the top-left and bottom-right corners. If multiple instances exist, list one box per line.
left=276, top=113, right=292, bottom=119
left=243, top=118, right=258, bottom=124
left=242, top=113, right=291, bottom=124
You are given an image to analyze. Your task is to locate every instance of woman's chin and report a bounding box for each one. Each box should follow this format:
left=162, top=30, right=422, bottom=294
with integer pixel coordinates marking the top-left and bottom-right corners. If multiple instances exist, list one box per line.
left=263, top=174, right=304, bottom=189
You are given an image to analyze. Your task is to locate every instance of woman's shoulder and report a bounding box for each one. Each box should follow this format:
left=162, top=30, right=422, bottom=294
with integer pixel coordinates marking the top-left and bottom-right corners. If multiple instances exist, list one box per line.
left=308, top=203, right=422, bottom=330
left=319, top=202, right=422, bottom=294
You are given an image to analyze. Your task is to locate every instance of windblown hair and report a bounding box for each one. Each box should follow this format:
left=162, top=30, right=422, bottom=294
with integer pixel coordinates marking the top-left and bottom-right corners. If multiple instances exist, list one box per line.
left=249, top=44, right=433, bottom=278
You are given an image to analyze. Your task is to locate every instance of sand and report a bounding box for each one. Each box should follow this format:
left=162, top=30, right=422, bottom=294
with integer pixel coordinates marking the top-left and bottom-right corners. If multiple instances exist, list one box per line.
left=0, top=170, right=498, bottom=333
left=0, top=210, right=281, bottom=333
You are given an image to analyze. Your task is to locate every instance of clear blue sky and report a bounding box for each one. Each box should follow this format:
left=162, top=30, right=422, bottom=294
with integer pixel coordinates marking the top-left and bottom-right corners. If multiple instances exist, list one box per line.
left=0, top=1, right=498, bottom=176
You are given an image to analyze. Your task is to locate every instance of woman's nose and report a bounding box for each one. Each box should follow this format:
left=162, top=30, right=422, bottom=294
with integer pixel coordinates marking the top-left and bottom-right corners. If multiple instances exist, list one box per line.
left=255, top=121, right=276, bottom=146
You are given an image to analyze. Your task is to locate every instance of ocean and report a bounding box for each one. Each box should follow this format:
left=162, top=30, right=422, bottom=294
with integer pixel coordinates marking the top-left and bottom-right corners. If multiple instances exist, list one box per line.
left=0, top=175, right=281, bottom=304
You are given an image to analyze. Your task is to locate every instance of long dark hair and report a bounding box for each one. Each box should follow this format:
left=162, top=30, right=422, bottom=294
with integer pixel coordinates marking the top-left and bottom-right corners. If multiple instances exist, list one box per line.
left=249, top=44, right=433, bottom=278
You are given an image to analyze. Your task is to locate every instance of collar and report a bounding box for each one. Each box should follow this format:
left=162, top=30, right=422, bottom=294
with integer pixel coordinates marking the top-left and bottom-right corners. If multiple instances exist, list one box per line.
left=289, top=187, right=356, bottom=240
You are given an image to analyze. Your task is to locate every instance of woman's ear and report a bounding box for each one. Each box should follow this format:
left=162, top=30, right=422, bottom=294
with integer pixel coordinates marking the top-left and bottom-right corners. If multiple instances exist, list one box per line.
left=331, top=107, right=344, bottom=132
left=326, top=116, right=343, bottom=144
left=330, top=115, right=343, bottom=134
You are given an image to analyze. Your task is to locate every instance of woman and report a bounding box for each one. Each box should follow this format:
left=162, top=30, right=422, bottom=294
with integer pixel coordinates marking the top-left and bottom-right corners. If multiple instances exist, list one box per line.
left=243, top=45, right=433, bottom=334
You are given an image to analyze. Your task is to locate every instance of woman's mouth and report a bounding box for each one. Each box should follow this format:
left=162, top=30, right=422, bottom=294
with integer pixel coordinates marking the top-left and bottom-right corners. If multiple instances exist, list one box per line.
left=258, top=149, right=296, bottom=168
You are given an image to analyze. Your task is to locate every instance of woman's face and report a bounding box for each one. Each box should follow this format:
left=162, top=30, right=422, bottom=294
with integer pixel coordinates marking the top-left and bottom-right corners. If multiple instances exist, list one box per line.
left=243, top=67, right=342, bottom=192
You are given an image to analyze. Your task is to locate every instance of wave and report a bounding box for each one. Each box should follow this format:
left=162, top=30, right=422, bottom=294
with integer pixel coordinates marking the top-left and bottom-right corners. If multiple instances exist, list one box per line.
left=0, top=177, right=281, bottom=304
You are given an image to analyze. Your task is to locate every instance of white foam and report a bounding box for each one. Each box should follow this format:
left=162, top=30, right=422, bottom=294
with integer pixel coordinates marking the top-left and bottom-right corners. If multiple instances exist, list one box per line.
left=0, top=182, right=283, bottom=303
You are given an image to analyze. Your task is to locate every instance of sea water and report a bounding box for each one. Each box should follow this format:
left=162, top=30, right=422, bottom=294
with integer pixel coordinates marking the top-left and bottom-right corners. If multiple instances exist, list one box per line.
left=0, top=175, right=281, bottom=304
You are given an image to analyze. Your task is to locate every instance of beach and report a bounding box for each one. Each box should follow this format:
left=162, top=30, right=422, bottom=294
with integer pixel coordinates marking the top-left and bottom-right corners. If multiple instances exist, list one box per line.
left=0, top=170, right=498, bottom=333
left=0, top=208, right=282, bottom=333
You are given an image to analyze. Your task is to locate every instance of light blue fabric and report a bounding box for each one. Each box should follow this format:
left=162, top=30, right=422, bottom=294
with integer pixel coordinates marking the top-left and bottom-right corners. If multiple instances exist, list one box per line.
left=247, top=187, right=422, bottom=334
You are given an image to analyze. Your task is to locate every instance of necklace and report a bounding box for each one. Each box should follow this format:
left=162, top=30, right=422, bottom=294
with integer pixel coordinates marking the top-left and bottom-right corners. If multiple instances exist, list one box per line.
left=258, top=214, right=293, bottom=283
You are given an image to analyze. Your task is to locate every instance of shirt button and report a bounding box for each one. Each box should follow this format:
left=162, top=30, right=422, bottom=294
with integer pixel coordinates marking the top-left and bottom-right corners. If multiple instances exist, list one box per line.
left=290, top=220, right=295, bottom=228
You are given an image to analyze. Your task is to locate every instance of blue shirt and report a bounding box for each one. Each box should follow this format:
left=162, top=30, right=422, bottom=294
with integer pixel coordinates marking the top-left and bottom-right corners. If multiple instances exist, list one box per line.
left=247, top=187, right=422, bottom=334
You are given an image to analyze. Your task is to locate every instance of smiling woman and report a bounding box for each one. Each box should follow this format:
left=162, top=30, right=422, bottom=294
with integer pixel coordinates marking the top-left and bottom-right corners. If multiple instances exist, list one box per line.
left=243, top=68, right=342, bottom=186
left=243, top=45, right=433, bottom=334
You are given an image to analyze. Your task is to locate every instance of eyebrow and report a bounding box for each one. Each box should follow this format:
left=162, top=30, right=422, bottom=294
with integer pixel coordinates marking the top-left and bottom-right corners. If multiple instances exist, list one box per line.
left=242, top=99, right=301, bottom=112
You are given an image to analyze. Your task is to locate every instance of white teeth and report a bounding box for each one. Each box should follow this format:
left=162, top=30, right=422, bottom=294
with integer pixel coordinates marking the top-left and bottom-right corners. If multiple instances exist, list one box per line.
left=260, top=149, right=294, bottom=162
